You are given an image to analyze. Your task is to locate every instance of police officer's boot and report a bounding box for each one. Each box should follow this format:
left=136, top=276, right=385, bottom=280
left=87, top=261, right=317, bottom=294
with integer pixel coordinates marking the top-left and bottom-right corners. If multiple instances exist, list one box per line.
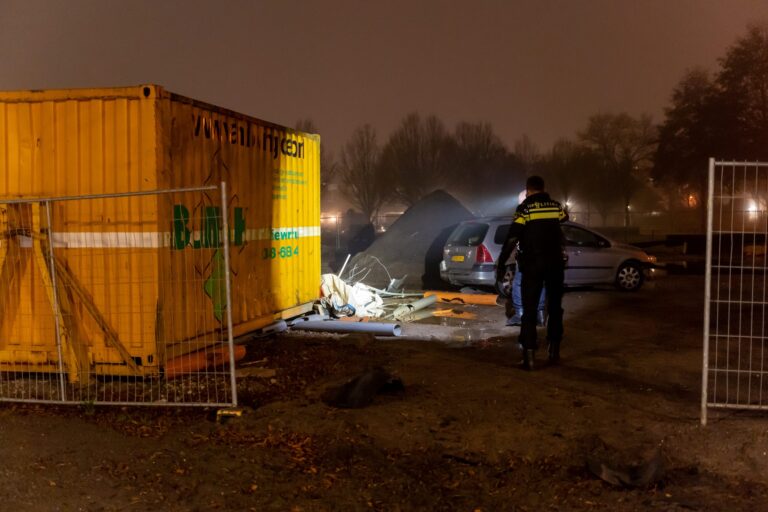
left=548, top=341, right=560, bottom=363
left=522, top=349, right=535, bottom=371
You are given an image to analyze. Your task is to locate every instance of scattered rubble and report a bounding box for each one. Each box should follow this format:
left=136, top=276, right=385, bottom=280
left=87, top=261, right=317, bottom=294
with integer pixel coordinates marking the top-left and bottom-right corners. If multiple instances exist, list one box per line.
left=320, top=273, right=385, bottom=318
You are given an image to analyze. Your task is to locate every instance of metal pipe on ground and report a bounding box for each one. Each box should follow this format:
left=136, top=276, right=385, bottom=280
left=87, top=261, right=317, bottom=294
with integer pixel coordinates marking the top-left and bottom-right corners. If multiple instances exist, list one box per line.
left=396, top=308, right=435, bottom=323
left=423, top=291, right=500, bottom=306
left=287, top=314, right=326, bottom=326
left=392, top=294, right=438, bottom=320
left=292, top=320, right=402, bottom=337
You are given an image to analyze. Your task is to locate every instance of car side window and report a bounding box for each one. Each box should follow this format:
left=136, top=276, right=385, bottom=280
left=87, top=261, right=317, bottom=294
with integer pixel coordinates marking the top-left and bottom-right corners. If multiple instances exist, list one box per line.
left=562, top=226, right=606, bottom=248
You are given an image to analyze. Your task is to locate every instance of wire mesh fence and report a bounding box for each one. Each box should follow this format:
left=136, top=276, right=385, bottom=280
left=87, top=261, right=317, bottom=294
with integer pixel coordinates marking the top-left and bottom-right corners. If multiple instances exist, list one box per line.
left=702, top=159, right=768, bottom=424
left=0, top=184, right=237, bottom=407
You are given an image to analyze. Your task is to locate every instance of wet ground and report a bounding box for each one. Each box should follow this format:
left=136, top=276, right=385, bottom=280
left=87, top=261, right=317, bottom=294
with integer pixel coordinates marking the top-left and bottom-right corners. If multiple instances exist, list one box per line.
left=1, top=274, right=767, bottom=511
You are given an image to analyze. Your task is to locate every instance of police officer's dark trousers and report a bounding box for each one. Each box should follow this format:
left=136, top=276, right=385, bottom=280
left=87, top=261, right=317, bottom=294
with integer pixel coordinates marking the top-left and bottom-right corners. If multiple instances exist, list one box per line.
left=519, top=257, right=565, bottom=350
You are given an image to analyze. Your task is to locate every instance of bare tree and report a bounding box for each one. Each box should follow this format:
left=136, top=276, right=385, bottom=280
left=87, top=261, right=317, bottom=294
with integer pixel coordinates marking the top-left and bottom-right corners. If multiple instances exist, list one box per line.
left=338, top=124, right=389, bottom=221
left=537, top=138, right=582, bottom=210
left=452, top=122, right=521, bottom=215
left=579, top=113, right=657, bottom=226
left=513, top=134, right=540, bottom=175
left=380, top=113, right=455, bottom=206
left=295, top=118, right=337, bottom=192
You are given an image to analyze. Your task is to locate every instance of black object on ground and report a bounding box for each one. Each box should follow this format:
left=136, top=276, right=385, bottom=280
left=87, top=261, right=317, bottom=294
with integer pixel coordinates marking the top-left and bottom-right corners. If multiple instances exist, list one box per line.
left=587, top=445, right=665, bottom=487
left=322, top=367, right=405, bottom=408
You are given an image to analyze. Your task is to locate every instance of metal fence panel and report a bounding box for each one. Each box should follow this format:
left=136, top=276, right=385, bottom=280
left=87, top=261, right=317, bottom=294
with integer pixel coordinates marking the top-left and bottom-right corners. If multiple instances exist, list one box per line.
left=702, top=159, right=768, bottom=424
left=0, top=184, right=237, bottom=407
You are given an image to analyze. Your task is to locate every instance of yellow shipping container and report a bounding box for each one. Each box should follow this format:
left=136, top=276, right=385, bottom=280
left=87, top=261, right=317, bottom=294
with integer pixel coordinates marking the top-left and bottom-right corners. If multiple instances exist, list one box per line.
left=0, top=85, right=321, bottom=378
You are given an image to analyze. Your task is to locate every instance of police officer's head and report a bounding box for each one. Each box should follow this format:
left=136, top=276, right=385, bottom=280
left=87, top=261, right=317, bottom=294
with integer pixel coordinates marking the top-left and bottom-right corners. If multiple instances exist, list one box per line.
left=525, top=175, right=545, bottom=196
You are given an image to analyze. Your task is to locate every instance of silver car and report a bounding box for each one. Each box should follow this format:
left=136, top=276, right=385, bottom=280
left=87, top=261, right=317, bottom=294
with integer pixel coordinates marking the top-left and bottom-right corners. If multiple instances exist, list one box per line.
left=440, top=217, right=656, bottom=292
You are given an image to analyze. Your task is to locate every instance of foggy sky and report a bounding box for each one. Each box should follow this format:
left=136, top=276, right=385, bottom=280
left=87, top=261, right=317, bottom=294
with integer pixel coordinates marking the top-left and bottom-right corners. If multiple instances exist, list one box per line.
left=1, top=0, right=767, bottom=154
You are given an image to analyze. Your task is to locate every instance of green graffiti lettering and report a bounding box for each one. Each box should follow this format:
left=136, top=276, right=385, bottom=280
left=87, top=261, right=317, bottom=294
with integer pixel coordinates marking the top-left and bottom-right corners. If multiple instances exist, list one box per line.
left=234, top=207, right=245, bottom=246
left=173, top=204, right=248, bottom=250
left=173, top=205, right=191, bottom=250
left=203, top=207, right=220, bottom=248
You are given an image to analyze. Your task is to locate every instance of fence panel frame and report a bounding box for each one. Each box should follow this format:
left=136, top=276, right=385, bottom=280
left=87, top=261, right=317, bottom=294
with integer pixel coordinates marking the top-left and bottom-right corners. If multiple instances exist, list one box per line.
left=702, top=159, right=768, bottom=424
left=0, top=183, right=238, bottom=407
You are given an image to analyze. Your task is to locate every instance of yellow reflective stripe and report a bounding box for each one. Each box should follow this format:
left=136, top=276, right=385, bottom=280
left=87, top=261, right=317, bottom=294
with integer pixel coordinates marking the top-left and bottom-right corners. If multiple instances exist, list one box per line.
left=528, top=211, right=563, bottom=220
left=514, top=215, right=527, bottom=225
left=559, top=210, right=567, bottom=220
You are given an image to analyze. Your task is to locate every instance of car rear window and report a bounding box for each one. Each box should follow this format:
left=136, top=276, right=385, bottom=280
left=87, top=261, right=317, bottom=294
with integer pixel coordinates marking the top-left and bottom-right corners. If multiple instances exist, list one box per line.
left=494, top=224, right=512, bottom=245
left=448, top=223, right=489, bottom=246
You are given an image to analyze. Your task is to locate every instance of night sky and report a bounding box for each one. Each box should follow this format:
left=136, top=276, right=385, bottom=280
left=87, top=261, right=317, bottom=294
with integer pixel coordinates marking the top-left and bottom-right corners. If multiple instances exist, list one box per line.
left=2, top=0, right=767, bottom=153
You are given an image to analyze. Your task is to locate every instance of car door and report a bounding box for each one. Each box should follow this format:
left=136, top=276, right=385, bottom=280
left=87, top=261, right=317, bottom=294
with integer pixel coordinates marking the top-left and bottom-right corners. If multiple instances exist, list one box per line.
left=562, top=225, right=616, bottom=285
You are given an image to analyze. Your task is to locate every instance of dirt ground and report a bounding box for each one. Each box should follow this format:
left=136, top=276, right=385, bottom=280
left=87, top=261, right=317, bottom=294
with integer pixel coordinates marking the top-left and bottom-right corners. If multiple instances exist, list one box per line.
left=2, top=274, right=768, bottom=511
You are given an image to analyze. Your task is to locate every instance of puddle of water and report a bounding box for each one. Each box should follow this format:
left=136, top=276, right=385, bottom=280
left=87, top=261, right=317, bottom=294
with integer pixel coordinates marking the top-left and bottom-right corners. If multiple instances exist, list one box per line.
left=451, top=327, right=489, bottom=345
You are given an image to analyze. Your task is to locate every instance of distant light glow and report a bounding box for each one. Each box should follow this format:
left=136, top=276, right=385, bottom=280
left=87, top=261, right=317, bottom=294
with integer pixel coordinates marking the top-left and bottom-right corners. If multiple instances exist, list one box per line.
left=517, top=190, right=526, bottom=204
left=747, top=200, right=758, bottom=213
left=320, top=212, right=341, bottom=225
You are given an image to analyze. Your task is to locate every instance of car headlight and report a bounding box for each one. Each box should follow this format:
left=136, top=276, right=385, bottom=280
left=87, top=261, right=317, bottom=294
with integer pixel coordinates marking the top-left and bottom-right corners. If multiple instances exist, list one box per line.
left=646, top=254, right=657, bottom=264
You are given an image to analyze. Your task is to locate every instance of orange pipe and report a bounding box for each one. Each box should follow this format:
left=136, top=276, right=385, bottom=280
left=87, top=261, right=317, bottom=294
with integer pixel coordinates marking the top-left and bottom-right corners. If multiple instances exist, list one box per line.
left=423, top=291, right=500, bottom=306
left=165, top=345, right=246, bottom=379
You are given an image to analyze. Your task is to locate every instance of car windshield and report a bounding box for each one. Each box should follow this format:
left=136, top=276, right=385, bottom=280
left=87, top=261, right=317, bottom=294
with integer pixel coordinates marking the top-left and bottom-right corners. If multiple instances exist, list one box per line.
left=448, top=223, right=489, bottom=246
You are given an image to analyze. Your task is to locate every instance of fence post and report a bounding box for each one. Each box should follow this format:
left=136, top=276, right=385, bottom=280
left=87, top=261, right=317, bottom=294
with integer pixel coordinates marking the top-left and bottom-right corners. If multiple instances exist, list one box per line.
left=701, top=157, right=716, bottom=426
left=44, top=201, right=67, bottom=402
left=220, top=182, right=238, bottom=407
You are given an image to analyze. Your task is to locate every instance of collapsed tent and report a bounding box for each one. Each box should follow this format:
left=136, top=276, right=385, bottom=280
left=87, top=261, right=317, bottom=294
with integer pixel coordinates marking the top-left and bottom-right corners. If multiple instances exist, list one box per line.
left=344, top=190, right=474, bottom=289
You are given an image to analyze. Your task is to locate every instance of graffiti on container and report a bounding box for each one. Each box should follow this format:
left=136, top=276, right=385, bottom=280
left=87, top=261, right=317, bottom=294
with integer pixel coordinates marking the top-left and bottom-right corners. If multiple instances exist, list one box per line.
left=172, top=205, right=246, bottom=250
left=204, top=249, right=228, bottom=322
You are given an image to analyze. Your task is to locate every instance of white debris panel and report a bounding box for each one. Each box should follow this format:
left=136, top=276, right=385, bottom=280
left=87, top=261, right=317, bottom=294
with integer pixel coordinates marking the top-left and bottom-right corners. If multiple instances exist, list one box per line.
left=320, top=274, right=385, bottom=318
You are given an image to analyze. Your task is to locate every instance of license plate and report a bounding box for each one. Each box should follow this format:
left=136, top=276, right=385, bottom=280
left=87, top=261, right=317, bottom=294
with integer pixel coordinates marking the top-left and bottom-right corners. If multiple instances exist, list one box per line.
left=451, top=255, right=465, bottom=262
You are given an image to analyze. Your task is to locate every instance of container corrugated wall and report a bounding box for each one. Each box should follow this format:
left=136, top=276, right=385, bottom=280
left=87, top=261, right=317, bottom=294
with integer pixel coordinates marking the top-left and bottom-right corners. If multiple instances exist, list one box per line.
left=157, top=88, right=321, bottom=353
left=0, top=85, right=320, bottom=375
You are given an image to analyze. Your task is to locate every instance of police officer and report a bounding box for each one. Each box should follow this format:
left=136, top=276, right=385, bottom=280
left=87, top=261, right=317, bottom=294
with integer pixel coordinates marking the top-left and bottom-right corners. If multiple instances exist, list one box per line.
left=503, top=175, right=568, bottom=370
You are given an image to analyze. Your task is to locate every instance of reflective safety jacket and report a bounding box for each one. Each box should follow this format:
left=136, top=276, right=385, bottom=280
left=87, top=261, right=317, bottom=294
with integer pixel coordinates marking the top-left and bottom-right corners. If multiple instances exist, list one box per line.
left=507, top=192, right=568, bottom=266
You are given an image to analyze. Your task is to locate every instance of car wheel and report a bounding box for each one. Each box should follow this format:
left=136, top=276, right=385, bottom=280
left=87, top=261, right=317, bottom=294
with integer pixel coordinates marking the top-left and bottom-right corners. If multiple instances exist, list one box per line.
left=615, top=262, right=644, bottom=291
left=495, top=264, right=514, bottom=297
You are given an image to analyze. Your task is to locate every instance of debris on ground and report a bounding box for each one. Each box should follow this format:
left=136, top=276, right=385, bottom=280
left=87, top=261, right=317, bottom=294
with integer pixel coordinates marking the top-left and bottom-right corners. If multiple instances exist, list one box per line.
left=432, top=308, right=477, bottom=320
left=319, top=273, right=385, bottom=318
left=235, top=367, right=278, bottom=379
left=292, top=320, right=402, bottom=336
left=391, top=295, right=438, bottom=321
left=424, top=290, right=501, bottom=306
left=586, top=439, right=666, bottom=488
left=321, top=367, right=405, bottom=408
